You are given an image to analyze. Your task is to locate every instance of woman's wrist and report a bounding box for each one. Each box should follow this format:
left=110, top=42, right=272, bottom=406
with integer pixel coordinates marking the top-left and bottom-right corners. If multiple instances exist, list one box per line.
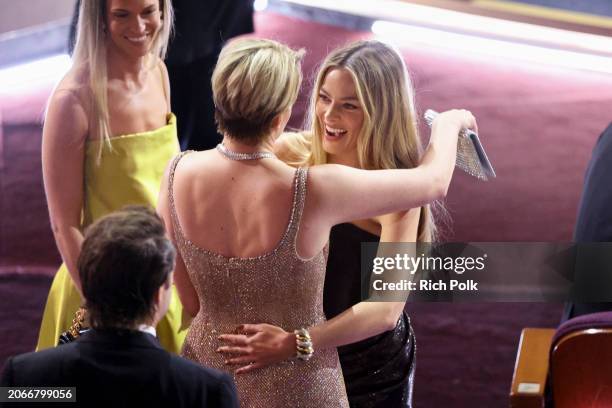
left=294, top=328, right=314, bottom=361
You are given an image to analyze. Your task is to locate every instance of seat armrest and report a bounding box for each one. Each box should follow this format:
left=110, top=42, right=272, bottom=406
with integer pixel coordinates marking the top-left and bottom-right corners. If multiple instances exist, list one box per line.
left=510, top=328, right=556, bottom=408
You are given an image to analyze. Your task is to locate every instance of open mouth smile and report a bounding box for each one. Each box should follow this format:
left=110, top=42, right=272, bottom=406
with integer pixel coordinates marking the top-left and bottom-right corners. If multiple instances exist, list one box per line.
left=325, top=125, right=347, bottom=139
left=125, top=34, right=149, bottom=44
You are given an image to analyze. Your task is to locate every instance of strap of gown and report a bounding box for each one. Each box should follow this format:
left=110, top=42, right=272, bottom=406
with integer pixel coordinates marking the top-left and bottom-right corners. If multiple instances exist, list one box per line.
left=287, top=167, right=309, bottom=244
left=167, top=150, right=193, bottom=243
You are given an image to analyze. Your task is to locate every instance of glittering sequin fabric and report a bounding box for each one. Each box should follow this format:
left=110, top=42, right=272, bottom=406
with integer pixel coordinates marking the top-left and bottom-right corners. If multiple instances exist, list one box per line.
left=168, top=152, right=349, bottom=407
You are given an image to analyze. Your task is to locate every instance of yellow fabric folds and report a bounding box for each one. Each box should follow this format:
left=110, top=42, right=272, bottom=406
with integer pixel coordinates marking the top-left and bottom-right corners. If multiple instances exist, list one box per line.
left=36, top=114, right=186, bottom=353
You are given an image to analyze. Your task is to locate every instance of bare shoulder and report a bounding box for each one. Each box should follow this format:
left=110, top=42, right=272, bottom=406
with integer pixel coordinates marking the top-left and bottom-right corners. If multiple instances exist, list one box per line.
left=277, top=131, right=312, bottom=148
left=46, top=74, right=90, bottom=141
left=156, top=57, right=169, bottom=78
left=175, top=149, right=218, bottom=175
left=274, top=131, right=312, bottom=166
left=156, top=57, right=171, bottom=107
left=161, top=150, right=201, bottom=191
left=50, top=67, right=90, bottom=117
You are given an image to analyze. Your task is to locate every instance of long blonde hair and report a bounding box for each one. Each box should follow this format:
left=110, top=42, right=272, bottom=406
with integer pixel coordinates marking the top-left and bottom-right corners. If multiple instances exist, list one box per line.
left=288, top=40, right=441, bottom=241
left=72, top=0, right=174, bottom=158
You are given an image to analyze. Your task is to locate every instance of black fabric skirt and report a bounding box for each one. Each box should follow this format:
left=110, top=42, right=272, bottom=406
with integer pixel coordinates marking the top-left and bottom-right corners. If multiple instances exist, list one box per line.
left=338, top=312, right=416, bottom=408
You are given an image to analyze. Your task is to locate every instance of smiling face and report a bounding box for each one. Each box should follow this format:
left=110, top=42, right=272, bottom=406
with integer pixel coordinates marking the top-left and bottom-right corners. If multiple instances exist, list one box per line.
left=315, top=68, right=365, bottom=165
left=106, top=0, right=162, bottom=58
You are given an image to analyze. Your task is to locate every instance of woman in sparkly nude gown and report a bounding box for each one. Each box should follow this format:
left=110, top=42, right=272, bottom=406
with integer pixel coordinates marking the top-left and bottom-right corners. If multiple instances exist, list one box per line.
left=157, top=38, right=477, bottom=407
left=224, top=40, right=432, bottom=407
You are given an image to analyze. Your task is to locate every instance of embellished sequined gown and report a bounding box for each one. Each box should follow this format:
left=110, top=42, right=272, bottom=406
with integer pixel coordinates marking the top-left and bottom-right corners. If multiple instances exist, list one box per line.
left=325, top=223, right=416, bottom=407
left=36, top=114, right=186, bottom=353
left=168, top=152, right=349, bottom=407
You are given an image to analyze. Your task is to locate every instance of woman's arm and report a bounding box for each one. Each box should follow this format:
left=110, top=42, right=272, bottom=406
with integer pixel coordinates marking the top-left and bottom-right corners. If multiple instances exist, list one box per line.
left=42, top=89, right=88, bottom=296
left=308, top=209, right=419, bottom=348
left=307, top=110, right=475, bottom=230
left=217, top=209, right=419, bottom=373
left=218, top=110, right=476, bottom=372
left=157, top=161, right=200, bottom=317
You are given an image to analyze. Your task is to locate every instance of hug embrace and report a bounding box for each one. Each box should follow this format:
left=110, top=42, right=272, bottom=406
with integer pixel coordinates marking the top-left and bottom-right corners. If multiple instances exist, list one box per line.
left=28, top=0, right=477, bottom=406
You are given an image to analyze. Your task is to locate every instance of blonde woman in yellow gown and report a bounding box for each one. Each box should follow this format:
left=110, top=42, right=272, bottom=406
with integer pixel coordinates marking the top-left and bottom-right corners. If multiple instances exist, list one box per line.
left=37, top=0, right=185, bottom=352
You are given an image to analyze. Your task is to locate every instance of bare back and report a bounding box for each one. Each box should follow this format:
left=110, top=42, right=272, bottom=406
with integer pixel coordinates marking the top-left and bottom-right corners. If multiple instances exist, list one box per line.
left=168, top=150, right=349, bottom=407
left=170, top=149, right=306, bottom=258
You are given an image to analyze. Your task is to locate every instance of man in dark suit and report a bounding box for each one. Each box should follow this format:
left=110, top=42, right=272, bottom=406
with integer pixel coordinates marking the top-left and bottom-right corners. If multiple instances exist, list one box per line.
left=1, top=206, right=238, bottom=407
left=563, top=123, right=612, bottom=321
left=166, top=0, right=254, bottom=151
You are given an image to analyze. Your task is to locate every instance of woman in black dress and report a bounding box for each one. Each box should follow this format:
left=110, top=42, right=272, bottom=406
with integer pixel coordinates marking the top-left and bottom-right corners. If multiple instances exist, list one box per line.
left=299, top=40, right=429, bottom=407
left=219, top=40, right=452, bottom=407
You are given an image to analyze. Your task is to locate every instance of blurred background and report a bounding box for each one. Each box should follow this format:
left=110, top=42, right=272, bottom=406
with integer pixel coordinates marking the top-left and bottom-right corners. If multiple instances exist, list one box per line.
left=1, top=1, right=611, bottom=406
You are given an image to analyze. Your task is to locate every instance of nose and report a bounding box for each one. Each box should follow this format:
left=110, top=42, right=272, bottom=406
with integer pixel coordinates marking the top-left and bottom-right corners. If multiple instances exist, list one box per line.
left=324, top=103, right=340, bottom=121
left=130, top=15, right=146, bottom=33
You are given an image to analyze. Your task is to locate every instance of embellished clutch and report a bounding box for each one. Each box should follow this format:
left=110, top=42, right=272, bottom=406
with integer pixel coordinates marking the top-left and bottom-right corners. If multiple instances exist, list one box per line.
left=424, top=109, right=496, bottom=181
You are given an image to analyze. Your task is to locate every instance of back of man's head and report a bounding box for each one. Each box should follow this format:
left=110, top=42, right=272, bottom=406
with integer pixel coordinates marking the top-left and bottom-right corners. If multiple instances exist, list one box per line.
left=78, top=206, right=175, bottom=329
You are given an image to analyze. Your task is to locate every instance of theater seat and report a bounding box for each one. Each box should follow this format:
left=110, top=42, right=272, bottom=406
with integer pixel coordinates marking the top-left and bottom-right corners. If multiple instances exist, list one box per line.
left=510, top=311, right=612, bottom=408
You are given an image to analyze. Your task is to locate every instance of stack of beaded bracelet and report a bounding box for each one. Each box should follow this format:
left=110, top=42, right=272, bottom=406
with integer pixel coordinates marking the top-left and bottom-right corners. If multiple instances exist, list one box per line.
left=294, top=328, right=314, bottom=361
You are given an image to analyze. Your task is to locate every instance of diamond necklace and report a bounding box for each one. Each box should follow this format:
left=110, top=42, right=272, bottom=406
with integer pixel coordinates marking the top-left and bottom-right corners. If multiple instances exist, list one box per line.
left=216, top=143, right=276, bottom=160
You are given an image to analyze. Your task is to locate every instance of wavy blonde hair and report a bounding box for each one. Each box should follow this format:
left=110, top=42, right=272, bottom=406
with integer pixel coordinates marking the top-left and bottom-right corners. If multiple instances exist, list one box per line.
left=286, top=40, right=442, bottom=241
left=72, top=0, right=174, bottom=159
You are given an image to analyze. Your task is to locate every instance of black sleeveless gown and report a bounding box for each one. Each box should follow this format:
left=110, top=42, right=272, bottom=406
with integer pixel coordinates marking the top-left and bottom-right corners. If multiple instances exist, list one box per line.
left=325, top=223, right=416, bottom=408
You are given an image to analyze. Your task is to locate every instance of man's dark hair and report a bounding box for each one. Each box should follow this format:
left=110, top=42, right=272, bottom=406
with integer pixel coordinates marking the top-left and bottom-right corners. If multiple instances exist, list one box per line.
left=78, top=206, right=176, bottom=329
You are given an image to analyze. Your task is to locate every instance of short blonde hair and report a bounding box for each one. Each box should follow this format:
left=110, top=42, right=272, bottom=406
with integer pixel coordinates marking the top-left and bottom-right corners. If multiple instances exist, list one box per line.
left=212, top=38, right=304, bottom=143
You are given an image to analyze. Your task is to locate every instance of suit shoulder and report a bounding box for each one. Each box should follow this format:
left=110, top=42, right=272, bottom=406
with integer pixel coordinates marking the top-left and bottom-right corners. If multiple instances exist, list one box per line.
left=11, top=344, right=76, bottom=366
left=3, top=345, right=78, bottom=385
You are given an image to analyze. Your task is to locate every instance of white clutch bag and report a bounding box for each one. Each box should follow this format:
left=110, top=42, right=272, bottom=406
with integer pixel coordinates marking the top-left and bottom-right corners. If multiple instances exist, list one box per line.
left=424, top=109, right=496, bottom=181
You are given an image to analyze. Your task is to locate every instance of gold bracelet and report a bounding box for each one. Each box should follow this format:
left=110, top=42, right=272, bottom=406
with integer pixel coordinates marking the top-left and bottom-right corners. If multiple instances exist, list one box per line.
left=69, top=307, right=87, bottom=338
left=294, top=328, right=314, bottom=361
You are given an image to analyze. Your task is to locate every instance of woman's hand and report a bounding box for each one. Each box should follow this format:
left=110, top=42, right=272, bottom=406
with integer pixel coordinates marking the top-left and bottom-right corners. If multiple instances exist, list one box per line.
left=217, top=323, right=296, bottom=374
left=433, top=109, right=478, bottom=135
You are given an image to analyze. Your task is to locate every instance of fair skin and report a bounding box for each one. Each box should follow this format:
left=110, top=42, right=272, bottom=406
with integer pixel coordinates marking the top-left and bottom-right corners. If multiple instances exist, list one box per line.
left=157, top=78, right=476, bottom=374
left=216, top=68, right=426, bottom=373
left=42, top=0, right=171, bottom=296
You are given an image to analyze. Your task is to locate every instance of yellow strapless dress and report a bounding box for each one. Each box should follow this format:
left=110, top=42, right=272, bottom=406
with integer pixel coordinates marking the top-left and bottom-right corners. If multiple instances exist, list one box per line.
left=36, top=114, right=186, bottom=353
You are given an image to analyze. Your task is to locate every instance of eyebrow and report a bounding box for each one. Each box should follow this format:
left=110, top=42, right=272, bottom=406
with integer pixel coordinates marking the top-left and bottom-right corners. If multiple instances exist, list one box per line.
left=319, top=87, right=359, bottom=102
left=111, top=4, right=157, bottom=13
